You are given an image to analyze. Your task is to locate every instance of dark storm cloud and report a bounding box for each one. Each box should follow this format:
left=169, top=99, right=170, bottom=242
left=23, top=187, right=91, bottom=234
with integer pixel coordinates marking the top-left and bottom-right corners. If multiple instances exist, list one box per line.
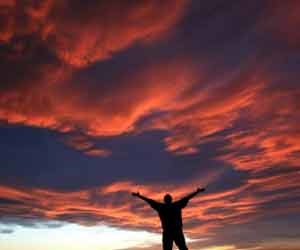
left=0, top=217, right=65, bottom=229
left=0, top=228, right=13, bottom=234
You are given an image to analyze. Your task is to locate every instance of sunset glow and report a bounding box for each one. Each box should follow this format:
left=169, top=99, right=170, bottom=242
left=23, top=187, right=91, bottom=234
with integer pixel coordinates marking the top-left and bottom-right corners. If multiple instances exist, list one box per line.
left=0, top=1, right=299, bottom=250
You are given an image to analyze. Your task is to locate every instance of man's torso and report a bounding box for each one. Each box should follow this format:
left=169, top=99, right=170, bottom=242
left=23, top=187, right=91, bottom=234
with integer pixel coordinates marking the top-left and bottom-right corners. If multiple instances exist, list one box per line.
left=156, top=203, right=183, bottom=231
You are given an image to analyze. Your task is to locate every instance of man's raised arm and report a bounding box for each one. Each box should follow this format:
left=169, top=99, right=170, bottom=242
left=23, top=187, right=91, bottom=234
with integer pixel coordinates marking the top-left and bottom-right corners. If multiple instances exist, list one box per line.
left=132, top=192, right=160, bottom=209
left=183, top=187, right=205, bottom=201
left=176, top=187, right=206, bottom=208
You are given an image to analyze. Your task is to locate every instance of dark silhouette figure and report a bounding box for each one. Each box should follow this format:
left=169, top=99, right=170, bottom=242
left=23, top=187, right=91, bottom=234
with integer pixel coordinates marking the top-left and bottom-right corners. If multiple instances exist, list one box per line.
left=132, top=187, right=205, bottom=250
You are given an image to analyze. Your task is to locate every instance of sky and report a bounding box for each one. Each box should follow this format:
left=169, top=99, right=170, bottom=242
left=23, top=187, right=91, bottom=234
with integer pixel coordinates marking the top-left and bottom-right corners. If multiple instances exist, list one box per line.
left=0, top=0, right=300, bottom=249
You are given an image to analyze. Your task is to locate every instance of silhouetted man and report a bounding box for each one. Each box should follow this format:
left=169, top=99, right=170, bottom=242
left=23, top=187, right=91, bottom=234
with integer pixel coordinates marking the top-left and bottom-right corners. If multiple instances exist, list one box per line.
left=132, top=187, right=205, bottom=250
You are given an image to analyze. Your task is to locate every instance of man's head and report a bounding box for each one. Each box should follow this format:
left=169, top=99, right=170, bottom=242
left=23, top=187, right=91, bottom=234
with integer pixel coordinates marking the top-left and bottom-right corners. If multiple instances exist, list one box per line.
left=164, top=194, right=172, bottom=204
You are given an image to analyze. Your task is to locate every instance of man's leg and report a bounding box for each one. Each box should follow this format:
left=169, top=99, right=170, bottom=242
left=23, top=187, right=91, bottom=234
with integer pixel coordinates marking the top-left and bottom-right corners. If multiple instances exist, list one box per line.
left=162, top=231, right=173, bottom=250
left=173, top=230, right=188, bottom=250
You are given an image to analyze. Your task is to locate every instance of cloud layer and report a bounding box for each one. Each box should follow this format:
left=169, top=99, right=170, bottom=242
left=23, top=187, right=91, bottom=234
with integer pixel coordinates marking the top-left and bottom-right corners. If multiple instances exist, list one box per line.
left=1, top=0, right=300, bottom=249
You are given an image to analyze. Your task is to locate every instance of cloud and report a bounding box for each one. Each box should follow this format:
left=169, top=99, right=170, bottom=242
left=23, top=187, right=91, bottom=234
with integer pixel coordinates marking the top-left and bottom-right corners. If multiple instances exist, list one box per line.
left=0, top=166, right=299, bottom=236
left=0, top=0, right=188, bottom=67
left=0, top=228, right=13, bottom=234
left=84, top=148, right=111, bottom=157
left=63, top=134, right=111, bottom=157
left=0, top=1, right=194, bottom=149
left=139, top=66, right=266, bottom=155
left=259, top=0, right=300, bottom=49
left=258, top=238, right=300, bottom=250
left=219, top=84, right=300, bottom=172
left=0, top=2, right=300, bottom=248
left=0, top=54, right=198, bottom=140
left=1, top=0, right=299, bottom=163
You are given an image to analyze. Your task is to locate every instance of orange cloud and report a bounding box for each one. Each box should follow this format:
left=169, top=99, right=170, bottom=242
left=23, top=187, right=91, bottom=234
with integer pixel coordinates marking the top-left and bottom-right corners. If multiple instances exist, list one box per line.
left=1, top=45, right=298, bottom=170
left=1, top=166, right=299, bottom=236
left=0, top=57, right=197, bottom=138
left=137, top=67, right=266, bottom=155
left=1, top=3, right=300, bottom=249
left=0, top=0, right=188, bottom=67
left=84, top=148, right=111, bottom=157
left=49, top=0, right=188, bottom=67
left=0, top=180, right=224, bottom=233
left=63, top=134, right=111, bottom=157
left=2, top=1, right=298, bottom=165
left=219, top=85, right=300, bottom=172
left=248, top=172, right=300, bottom=194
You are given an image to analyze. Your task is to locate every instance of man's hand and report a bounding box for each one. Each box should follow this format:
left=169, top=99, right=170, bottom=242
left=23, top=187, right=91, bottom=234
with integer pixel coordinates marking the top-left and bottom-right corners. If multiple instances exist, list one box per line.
left=197, top=187, right=205, bottom=193
left=132, top=192, right=140, bottom=197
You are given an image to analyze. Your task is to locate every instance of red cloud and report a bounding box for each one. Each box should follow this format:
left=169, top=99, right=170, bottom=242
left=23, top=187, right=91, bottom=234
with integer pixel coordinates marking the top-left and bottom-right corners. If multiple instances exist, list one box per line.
left=1, top=3, right=300, bottom=242
left=0, top=0, right=188, bottom=67
left=1, top=48, right=298, bottom=170
left=49, top=0, right=188, bottom=67
left=0, top=57, right=197, bottom=137
left=152, top=74, right=265, bottom=155
left=219, top=85, right=300, bottom=172
left=261, top=0, right=300, bottom=49
left=1, top=1, right=299, bottom=167
left=84, top=148, right=111, bottom=157
left=1, top=167, right=299, bottom=236
left=63, top=134, right=111, bottom=157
